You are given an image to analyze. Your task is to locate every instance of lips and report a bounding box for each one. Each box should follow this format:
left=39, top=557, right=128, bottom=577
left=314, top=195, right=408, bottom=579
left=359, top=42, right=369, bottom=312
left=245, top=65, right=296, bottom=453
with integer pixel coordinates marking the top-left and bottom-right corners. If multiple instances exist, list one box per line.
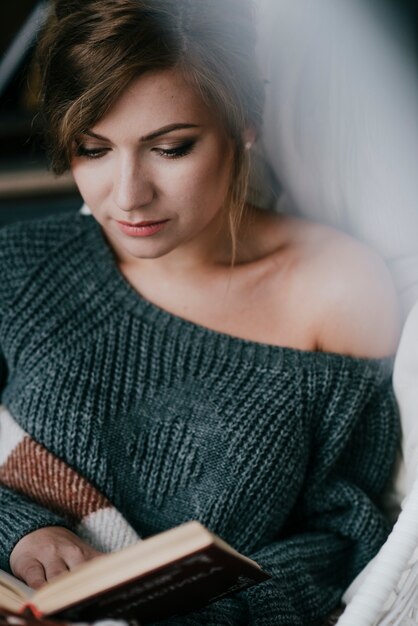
left=115, top=218, right=169, bottom=238
left=117, top=219, right=168, bottom=227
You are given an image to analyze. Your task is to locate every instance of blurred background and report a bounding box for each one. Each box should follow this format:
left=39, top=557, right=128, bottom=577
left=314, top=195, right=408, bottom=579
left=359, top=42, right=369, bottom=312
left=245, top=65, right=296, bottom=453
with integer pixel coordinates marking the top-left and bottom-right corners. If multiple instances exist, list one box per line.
left=0, top=0, right=416, bottom=228
left=0, top=0, right=81, bottom=227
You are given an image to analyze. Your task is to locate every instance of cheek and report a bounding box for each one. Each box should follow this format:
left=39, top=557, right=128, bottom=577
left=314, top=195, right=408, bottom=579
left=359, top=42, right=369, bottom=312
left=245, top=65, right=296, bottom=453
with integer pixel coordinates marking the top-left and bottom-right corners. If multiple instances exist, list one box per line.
left=179, top=147, right=232, bottom=204
left=71, top=163, right=111, bottom=206
left=193, top=164, right=231, bottom=214
left=201, top=142, right=234, bottom=201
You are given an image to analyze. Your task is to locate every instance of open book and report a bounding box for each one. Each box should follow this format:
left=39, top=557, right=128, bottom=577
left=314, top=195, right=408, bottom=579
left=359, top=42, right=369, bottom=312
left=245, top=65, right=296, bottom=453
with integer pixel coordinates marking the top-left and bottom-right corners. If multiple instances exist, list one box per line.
left=0, top=522, right=270, bottom=623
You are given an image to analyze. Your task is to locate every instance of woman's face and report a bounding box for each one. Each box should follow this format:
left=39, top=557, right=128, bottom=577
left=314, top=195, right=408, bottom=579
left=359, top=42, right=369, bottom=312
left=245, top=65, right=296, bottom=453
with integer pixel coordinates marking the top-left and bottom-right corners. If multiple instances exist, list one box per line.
left=71, top=69, right=235, bottom=264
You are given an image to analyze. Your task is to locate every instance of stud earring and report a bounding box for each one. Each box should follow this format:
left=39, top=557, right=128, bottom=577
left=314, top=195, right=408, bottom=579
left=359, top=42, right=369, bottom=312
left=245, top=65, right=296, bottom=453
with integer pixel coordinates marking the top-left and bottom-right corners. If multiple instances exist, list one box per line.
left=245, top=141, right=252, bottom=150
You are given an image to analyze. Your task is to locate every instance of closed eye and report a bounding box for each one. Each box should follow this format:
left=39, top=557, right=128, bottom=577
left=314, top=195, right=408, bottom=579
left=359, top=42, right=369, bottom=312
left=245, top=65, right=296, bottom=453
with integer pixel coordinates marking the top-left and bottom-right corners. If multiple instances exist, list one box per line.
left=154, top=139, right=196, bottom=159
left=74, top=144, right=109, bottom=159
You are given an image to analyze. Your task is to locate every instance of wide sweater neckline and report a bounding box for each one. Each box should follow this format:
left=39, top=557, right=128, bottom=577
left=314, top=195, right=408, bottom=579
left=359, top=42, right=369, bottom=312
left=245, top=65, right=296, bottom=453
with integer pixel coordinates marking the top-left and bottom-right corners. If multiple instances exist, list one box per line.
left=80, top=214, right=392, bottom=369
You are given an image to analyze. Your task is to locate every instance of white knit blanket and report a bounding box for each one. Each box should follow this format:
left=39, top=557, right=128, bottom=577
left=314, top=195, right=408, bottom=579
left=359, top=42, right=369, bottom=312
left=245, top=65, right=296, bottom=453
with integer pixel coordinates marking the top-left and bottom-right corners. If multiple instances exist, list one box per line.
left=337, top=476, right=418, bottom=625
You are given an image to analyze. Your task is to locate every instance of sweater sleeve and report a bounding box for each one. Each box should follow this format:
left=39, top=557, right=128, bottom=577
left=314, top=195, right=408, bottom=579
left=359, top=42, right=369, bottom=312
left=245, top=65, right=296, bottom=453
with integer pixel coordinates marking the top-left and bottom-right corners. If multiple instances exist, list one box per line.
left=0, top=350, right=74, bottom=573
left=0, top=228, right=76, bottom=574
left=0, top=487, right=76, bottom=573
left=0, top=348, right=6, bottom=401
left=150, top=358, right=399, bottom=626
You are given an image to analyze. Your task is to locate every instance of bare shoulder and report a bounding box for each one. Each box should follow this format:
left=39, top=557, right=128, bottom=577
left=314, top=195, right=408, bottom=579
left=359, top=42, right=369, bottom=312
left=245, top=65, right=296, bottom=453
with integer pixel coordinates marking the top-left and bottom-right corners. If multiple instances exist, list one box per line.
left=281, top=216, right=402, bottom=358
left=304, top=221, right=401, bottom=357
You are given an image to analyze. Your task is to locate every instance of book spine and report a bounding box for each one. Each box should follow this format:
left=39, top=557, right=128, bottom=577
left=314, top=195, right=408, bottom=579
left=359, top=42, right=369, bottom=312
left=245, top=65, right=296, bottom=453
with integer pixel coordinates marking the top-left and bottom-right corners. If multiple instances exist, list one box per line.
left=20, top=604, right=43, bottom=620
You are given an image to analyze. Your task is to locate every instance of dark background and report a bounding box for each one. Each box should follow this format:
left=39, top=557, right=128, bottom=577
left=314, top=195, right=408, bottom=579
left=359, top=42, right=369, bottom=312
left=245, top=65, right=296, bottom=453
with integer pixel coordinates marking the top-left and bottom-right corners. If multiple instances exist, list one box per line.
left=0, top=1, right=81, bottom=227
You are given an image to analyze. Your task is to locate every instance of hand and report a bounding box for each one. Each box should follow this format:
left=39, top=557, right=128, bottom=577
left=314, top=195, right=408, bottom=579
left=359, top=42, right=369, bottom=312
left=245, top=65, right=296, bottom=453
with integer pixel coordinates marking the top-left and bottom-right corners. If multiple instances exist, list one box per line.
left=10, top=526, right=102, bottom=589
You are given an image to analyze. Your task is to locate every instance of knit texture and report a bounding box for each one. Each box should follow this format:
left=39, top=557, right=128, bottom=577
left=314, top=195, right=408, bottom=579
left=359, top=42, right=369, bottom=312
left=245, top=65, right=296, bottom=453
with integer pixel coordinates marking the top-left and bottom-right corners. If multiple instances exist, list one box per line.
left=0, top=407, right=140, bottom=552
left=0, top=213, right=399, bottom=626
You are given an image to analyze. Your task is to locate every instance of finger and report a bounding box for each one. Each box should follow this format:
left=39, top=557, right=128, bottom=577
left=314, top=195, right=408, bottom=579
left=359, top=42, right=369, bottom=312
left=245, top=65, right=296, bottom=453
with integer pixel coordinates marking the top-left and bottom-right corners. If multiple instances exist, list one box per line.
left=61, top=543, right=95, bottom=570
left=83, top=546, right=103, bottom=561
left=43, top=556, right=69, bottom=582
left=19, top=560, right=46, bottom=590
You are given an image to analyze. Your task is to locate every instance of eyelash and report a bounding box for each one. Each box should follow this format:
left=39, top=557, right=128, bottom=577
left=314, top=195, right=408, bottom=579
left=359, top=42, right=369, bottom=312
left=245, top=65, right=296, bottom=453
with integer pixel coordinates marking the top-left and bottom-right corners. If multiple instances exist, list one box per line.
left=156, top=140, right=195, bottom=159
left=75, top=146, right=107, bottom=159
left=75, top=140, right=196, bottom=160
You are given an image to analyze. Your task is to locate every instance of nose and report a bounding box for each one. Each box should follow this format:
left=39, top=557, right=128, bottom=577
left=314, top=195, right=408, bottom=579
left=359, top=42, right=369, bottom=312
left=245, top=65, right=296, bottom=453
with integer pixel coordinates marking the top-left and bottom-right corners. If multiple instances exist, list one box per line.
left=113, top=155, right=154, bottom=212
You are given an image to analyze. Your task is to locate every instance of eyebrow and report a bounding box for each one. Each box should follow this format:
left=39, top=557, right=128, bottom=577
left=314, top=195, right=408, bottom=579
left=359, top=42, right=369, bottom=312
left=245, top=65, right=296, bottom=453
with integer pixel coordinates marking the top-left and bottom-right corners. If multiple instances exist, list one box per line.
left=84, top=123, right=200, bottom=143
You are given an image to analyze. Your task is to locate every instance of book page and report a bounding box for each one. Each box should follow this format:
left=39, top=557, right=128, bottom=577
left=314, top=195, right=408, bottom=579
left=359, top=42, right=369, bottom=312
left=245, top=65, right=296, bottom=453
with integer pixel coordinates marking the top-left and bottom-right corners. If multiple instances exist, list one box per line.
left=0, top=570, right=33, bottom=600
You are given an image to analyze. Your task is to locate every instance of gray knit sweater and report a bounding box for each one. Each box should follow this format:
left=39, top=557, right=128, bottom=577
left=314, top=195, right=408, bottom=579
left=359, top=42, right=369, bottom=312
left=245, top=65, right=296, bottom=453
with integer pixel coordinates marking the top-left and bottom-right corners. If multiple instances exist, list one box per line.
left=0, top=213, right=399, bottom=626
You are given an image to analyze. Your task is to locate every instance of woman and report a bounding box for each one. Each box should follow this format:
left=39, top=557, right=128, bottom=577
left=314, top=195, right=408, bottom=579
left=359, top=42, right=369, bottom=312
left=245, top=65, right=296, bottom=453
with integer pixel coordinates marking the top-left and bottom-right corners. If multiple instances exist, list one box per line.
left=0, top=0, right=400, bottom=624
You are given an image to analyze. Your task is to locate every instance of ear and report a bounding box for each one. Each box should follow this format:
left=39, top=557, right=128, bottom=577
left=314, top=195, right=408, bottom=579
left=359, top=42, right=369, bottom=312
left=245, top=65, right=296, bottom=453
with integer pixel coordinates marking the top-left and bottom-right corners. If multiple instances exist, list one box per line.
left=243, top=126, right=256, bottom=150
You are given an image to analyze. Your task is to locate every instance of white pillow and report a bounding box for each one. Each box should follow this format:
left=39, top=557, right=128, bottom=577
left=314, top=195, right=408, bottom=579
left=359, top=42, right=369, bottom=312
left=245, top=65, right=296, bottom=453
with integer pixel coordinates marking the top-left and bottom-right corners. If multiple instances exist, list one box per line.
left=254, top=0, right=418, bottom=316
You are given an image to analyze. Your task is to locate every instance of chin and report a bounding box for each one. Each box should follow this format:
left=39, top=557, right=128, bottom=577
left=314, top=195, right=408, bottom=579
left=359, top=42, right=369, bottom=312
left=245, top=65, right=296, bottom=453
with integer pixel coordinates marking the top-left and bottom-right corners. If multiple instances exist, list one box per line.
left=122, top=242, right=177, bottom=261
